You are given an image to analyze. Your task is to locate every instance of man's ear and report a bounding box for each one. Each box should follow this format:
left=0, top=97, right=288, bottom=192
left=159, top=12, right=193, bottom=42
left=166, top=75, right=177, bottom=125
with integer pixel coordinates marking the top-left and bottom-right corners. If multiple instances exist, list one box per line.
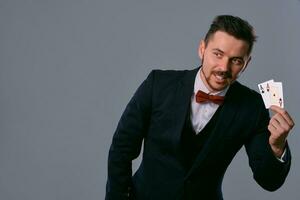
left=198, top=40, right=206, bottom=60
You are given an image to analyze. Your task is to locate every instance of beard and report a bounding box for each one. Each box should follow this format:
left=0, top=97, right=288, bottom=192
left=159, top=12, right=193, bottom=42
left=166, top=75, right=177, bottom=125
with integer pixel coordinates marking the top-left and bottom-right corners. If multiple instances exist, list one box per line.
left=200, top=62, right=234, bottom=90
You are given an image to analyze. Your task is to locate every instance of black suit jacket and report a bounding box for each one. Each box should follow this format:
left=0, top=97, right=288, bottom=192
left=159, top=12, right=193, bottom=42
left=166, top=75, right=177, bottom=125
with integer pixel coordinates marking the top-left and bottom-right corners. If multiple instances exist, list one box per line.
left=106, top=67, right=291, bottom=200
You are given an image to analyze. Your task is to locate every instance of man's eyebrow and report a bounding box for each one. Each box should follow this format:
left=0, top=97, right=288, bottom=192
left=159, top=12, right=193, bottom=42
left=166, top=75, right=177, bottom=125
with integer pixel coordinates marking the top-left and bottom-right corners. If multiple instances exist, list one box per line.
left=212, top=48, right=224, bottom=53
left=232, top=56, right=244, bottom=60
left=231, top=55, right=246, bottom=61
left=212, top=48, right=245, bottom=60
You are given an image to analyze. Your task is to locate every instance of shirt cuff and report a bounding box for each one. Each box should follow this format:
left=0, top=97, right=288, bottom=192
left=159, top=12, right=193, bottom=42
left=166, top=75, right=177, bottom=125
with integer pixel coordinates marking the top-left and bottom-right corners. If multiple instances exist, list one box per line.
left=276, top=148, right=287, bottom=163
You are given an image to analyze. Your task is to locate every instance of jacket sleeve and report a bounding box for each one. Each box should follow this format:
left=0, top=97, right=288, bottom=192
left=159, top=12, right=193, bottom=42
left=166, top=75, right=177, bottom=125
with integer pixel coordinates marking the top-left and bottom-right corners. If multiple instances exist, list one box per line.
left=245, top=100, right=291, bottom=191
left=105, top=71, right=154, bottom=200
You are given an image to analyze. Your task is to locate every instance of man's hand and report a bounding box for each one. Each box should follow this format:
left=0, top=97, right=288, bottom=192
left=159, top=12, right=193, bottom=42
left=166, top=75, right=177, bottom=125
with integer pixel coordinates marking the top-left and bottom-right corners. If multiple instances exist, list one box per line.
left=268, top=105, right=295, bottom=158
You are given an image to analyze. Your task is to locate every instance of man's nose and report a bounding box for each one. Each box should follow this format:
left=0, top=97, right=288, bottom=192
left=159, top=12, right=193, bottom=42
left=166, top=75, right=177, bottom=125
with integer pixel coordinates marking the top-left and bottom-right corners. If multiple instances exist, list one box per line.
left=218, top=58, right=231, bottom=71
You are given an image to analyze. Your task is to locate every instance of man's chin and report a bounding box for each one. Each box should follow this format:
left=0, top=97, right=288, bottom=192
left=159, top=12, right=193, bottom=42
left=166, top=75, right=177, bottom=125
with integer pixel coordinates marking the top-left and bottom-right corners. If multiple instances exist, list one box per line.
left=210, top=82, right=229, bottom=92
left=206, top=76, right=232, bottom=92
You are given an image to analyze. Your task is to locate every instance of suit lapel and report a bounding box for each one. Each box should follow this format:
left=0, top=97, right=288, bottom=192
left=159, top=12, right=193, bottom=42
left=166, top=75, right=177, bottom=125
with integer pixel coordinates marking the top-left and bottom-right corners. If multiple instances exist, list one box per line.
left=170, top=68, right=199, bottom=152
left=185, top=82, right=241, bottom=177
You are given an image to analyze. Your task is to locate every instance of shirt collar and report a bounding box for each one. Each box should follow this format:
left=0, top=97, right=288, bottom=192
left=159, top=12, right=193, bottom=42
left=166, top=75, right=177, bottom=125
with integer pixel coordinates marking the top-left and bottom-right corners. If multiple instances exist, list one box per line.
left=194, top=68, right=229, bottom=96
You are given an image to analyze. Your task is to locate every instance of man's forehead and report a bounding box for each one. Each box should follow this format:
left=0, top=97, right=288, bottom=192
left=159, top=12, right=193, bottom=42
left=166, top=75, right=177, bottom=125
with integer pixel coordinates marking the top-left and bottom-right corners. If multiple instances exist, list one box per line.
left=207, top=31, right=248, bottom=44
left=206, top=31, right=250, bottom=57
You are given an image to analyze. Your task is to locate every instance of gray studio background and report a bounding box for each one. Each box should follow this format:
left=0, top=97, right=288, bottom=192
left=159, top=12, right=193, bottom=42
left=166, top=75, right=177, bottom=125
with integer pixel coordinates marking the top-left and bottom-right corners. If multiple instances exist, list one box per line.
left=0, top=0, right=299, bottom=199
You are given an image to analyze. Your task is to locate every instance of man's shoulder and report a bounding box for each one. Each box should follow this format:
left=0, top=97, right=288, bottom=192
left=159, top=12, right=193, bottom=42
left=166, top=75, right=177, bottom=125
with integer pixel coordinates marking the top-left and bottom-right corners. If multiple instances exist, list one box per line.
left=143, top=67, right=198, bottom=85
left=232, top=81, right=260, bottom=98
left=150, top=67, right=196, bottom=76
left=230, top=81, right=264, bottom=106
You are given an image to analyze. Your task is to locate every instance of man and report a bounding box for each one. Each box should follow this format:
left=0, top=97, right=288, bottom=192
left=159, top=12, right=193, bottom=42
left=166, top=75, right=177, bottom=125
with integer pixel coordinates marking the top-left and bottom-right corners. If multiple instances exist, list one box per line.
left=106, top=15, right=295, bottom=200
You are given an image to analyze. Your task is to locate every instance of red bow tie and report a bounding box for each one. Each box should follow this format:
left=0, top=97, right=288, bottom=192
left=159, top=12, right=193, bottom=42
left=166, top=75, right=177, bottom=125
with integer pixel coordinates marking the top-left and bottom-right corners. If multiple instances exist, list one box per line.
left=196, top=90, right=225, bottom=105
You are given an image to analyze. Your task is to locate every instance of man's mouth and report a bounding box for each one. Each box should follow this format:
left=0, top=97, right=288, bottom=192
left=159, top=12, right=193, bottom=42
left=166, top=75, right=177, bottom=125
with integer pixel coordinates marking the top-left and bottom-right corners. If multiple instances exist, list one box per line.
left=213, top=71, right=232, bottom=82
left=215, top=74, right=225, bottom=81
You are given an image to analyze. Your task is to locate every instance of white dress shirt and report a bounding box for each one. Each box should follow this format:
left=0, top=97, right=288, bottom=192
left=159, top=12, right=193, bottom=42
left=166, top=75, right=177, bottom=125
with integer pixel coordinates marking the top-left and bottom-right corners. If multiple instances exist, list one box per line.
left=190, top=69, right=229, bottom=134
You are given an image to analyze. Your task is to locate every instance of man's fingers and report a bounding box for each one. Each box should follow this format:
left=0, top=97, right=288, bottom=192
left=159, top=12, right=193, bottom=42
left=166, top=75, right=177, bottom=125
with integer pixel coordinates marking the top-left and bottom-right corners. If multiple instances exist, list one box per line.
left=268, top=123, right=277, bottom=133
left=269, top=105, right=295, bottom=128
left=271, top=114, right=292, bottom=132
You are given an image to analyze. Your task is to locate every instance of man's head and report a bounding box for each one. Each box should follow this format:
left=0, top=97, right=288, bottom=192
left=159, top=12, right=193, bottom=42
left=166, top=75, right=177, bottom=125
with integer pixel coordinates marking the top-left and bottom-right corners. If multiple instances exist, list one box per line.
left=204, top=15, right=257, bottom=55
left=199, top=15, right=257, bottom=92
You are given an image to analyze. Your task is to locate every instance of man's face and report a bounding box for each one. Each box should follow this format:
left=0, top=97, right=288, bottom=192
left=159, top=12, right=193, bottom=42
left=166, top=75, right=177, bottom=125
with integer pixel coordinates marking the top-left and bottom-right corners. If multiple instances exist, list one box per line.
left=199, top=31, right=251, bottom=92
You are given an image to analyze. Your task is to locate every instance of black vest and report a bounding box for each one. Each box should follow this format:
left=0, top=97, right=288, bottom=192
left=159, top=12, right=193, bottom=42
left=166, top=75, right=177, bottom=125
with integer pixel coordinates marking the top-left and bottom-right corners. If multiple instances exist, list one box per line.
left=181, top=105, right=222, bottom=171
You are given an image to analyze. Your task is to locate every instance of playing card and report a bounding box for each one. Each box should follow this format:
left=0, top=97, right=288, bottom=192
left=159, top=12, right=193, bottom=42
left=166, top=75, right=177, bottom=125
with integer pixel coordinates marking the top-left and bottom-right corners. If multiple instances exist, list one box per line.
left=258, top=79, right=274, bottom=108
left=269, top=82, right=284, bottom=108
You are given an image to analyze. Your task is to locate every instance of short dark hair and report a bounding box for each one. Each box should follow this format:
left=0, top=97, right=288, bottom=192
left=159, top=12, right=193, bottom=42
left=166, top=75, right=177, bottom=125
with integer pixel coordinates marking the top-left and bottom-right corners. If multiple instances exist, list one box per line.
left=204, top=15, right=257, bottom=55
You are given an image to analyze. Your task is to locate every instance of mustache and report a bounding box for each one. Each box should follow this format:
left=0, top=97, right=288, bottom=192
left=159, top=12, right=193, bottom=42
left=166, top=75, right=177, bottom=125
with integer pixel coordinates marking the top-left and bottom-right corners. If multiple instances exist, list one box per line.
left=213, top=71, right=232, bottom=79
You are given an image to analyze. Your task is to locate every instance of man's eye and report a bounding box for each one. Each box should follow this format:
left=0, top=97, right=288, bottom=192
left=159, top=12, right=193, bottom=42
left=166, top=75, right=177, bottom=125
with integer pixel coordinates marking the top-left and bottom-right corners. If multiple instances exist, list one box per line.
left=213, top=52, right=222, bottom=57
left=232, top=58, right=243, bottom=65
